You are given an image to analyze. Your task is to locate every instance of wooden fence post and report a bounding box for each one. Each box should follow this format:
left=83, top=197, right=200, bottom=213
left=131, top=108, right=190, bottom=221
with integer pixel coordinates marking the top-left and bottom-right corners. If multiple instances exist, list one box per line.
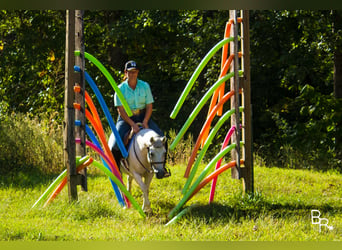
left=75, top=10, right=87, bottom=192
left=64, top=10, right=77, bottom=201
left=230, top=10, right=254, bottom=194
left=230, top=10, right=241, bottom=179
left=64, top=10, right=87, bottom=202
left=241, top=10, right=254, bottom=193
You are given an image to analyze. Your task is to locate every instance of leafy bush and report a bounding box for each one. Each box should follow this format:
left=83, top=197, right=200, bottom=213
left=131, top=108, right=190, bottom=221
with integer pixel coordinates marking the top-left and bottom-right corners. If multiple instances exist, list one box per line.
left=255, top=86, right=342, bottom=172
left=0, top=112, right=63, bottom=176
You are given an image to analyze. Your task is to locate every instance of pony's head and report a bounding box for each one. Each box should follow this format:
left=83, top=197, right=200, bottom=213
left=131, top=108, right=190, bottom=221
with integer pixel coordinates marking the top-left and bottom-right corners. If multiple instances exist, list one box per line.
left=147, top=136, right=170, bottom=179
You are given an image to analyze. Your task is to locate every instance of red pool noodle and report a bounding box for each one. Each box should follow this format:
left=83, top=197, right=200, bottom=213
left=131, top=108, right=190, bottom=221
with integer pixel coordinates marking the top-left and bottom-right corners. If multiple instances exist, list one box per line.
left=209, top=125, right=236, bottom=203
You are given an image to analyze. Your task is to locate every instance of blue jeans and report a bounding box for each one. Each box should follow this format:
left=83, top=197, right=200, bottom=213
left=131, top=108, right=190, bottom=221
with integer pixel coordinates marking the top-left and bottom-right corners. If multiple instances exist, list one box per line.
left=110, top=111, right=164, bottom=152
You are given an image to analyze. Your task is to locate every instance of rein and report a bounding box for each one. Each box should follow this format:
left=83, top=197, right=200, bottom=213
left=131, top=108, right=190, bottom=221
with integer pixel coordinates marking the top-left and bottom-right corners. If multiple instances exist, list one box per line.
left=133, top=134, right=153, bottom=174
left=132, top=129, right=170, bottom=178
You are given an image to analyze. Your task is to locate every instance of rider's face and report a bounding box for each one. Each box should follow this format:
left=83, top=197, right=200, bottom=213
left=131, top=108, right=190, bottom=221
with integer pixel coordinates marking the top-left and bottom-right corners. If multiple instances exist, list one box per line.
left=126, top=69, right=139, bottom=81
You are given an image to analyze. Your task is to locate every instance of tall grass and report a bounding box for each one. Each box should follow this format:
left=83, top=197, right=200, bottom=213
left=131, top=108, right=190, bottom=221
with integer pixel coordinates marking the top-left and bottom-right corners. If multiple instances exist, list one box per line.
left=0, top=112, right=63, bottom=177
left=167, top=129, right=194, bottom=165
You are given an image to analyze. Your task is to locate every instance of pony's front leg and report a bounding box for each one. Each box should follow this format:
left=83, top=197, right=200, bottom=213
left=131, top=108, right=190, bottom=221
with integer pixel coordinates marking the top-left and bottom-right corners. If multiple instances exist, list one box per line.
left=142, top=173, right=153, bottom=214
left=127, top=175, right=133, bottom=193
left=132, top=173, right=152, bottom=213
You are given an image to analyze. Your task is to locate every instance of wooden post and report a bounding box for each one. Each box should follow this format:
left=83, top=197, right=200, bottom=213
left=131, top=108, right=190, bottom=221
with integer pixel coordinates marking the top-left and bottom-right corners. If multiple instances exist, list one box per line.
left=240, top=10, right=253, bottom=193
left=230, top=10, right=254, bottom=194
left=64, top=10, right=78, bottom=201
left=64, top=10, right=87, bottom=202
left=75, top=10, right=87, bottom=192
left=230, top=10, right=241, bottom=179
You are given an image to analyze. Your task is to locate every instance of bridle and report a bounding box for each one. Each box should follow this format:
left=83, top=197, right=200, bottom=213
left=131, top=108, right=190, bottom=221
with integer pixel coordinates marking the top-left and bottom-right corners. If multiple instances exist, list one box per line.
left=132, top=133, right=170, bottom=177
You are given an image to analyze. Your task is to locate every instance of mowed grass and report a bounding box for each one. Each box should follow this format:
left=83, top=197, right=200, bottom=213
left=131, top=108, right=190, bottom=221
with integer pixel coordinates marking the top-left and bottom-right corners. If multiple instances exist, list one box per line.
left=1, top=163, right=342, bottom=241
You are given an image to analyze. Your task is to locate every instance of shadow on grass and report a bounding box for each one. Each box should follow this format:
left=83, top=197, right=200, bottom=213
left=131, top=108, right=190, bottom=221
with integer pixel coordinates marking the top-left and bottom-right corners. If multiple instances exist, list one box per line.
left=163, top=192, right=342, bottom=224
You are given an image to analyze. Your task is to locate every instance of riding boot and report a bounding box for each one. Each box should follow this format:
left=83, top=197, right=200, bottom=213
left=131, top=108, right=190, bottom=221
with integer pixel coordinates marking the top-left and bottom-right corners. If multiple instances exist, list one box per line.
left=112, top=148, right=130, bottom=172
left=112, top=149, right=123, bottom=165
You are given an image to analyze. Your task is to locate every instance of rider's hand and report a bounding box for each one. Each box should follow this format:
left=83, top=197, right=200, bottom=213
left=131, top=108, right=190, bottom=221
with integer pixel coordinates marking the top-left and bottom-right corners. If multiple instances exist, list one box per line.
left=132, top=123, right=141, bottom=134
left=142, top=120, right=149, bottom=129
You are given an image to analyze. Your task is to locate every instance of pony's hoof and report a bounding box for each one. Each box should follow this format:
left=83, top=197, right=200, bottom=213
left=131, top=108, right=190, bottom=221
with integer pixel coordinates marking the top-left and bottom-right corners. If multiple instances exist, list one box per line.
left=143, top=207, right=153, bottom=215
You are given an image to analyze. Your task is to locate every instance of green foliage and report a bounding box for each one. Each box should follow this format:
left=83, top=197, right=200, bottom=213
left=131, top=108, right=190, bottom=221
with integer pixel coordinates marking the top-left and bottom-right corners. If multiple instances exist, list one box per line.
left=0, top=10, right=65, bottom=121
left=250, top=10, right=342, bottom=170
left=0, top=112, right=63, bottom=178
left=0, top=10, right=341, bottom=172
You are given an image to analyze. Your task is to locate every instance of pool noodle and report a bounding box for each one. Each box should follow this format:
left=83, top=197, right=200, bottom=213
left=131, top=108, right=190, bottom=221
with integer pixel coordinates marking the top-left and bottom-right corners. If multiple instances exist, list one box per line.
left=77, top=137, right=131, bottom=208
left=184, top=90, right=236, bottom=178
left=84, top=124, right=126, bottom=208
left=83, top=73, right=127, bottom=206
left=91, top=159, right=146, bottom=218
left=209, top=125, right=237, bottom=203
left=170, top=70, right=243, bottom=151
left=182, top=107, right=244, bottom=194
left=203, top=54, right=235, bottom=148
left=168, top=143, right=241, bottom=219
left=44, top=178, right=67, bottom=207
left=43, top=157, right=94, bottom=207
left=85, top=123, right=102, bottom=149
left=74, top=66, right=128, bottom=158
left=188, top=160, right=244, bottom=203
left=170, top=37, right=235, bottom=119
left=85, top=91, right=104, bottom=134
left=216, top=21, right=233, bottom=115
left=84, top=93, right=119, bottom=169
left=204, top=52, right=242, bottom=148
left=42, top=157, right=145, bottom=218
left=85, top=108, right=120, bottom=175
left=221, top=21, right=233, bottom=70
left=164, top=204, right=198, bottom=226
left=212, top=54, right=234, bottom=116
left=84, top=94, right=118, bottom=169
left=76, top=138, right=123, bottom=183
left=74, top=51, right=132, bottom=117
left=31, top=156, right=90, bottom=208
left=204, top=20, right=242, bottom=146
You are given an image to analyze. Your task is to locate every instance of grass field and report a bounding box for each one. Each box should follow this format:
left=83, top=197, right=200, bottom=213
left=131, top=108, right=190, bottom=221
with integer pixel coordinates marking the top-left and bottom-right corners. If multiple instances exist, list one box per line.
left=0, top=163, right=342, bottom=241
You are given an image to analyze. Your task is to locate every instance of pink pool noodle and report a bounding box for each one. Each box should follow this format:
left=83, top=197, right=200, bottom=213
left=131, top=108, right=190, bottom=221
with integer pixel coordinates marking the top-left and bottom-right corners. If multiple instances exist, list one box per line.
left=209, top=124, right=241, bottom=203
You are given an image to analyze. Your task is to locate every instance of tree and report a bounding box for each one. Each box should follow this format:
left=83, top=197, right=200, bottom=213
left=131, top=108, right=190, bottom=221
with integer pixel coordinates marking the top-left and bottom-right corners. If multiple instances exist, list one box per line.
left=1, top=10, right=340, bottom=170
left=0, top=10, right=65, bottom=121
left=250, top=10, right=341, bottom=170
left=332, top=10, right=342, bottom=161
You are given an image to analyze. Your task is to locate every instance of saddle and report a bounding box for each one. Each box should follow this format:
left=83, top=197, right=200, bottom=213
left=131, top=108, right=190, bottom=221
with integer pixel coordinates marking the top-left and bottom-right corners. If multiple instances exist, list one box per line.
left=123, top=122, right=144, bottom=148
left=123, top=127, right=135, bottom=148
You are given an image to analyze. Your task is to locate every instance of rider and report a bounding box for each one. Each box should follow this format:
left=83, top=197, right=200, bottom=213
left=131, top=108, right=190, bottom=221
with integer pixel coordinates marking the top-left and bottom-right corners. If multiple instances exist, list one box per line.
left=109, top=60, right=165, bottom=167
